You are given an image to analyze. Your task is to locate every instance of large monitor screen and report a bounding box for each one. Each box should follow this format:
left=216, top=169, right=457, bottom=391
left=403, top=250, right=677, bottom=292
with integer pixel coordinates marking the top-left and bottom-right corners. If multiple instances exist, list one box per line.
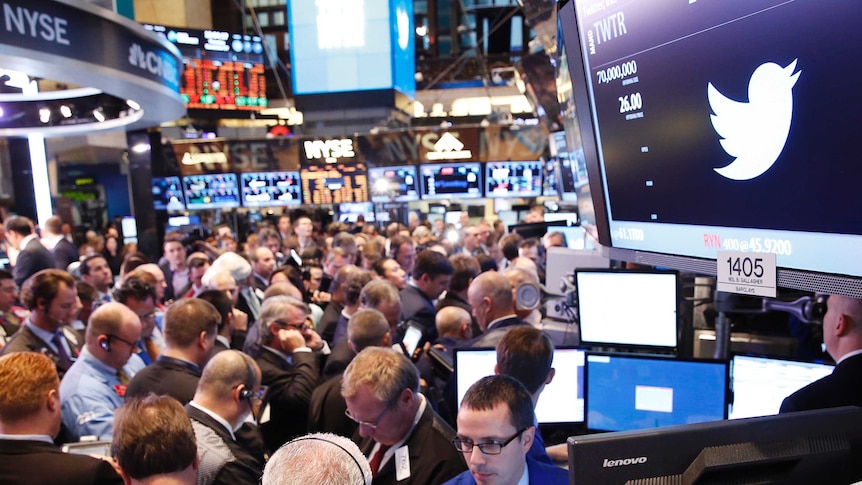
left=338, top=202, right=376, bottom=223
left=729, top=355, right=834, bottom=420
left=563, top=0, right=862, bottom=278
left=152, top=176, right=186, bottom=211
left=300, top=163, right=369, bottom=205
left=485, top=161, right=544, bottom=198
left=454, top=348, right=586, bottom=424
left=182, top=173, right=240, bottom=210
left=576, top=269, right=678, bottom=349
left=368, top=165, right=419, bottom=202
left=585, top=353, right=728, bottom=432
left=240, top=171, right=302, bottom=208
left=419, top=162, right=483, bottom=200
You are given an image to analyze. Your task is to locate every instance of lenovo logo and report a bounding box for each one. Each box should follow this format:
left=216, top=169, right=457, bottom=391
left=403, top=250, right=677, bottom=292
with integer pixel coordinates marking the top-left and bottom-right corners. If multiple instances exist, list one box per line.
left=602, top=456, right=647, bottom=468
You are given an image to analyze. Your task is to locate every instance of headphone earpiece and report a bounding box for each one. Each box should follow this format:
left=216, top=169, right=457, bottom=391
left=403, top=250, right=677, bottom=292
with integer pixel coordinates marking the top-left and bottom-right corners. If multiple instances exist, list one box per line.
left=100, top=338, right=111, bottom=352
left=239, top=386, right=253, bottom=401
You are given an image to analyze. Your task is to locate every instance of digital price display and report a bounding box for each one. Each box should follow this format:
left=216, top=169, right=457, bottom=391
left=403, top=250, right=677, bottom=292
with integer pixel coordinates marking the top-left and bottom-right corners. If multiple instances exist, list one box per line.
left=182, top=173, right=240, bottom=209
left=368, top=165, right=419, bottom=202
left=567, top=0, right=862, bottom=277
left=485, top=161, right=544, bottom=198
left=301, top=163, right=369, bottom=205
left=419, top=162, right=483, bottom=200
left=240, top=171, right=302, bottom=208
left=144, top=24, right=268, bottom=110
left=152, top=176, right=186, bottom=211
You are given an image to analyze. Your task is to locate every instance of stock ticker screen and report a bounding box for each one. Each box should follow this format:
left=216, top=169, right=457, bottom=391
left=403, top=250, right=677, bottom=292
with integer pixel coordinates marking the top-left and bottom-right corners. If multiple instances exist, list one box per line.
left=301, top=163, right=369, bottom=205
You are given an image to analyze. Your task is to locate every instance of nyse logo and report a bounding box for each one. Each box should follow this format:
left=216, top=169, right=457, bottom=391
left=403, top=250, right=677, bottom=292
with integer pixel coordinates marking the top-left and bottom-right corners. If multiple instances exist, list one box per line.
left=128, top=44, right=178, bottom=85
left=709, top=59, right=800, bottom=181
left=427, top=132, right=472, bottom=160
left=304, top=139, right=355, bottom=163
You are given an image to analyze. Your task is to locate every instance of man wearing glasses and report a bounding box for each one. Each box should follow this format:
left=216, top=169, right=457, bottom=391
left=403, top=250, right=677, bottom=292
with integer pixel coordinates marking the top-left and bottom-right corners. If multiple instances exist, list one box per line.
left=444, top=375, right=567, bottom=485
left=60, top=302, right=145, bottom=441
left=342, top=347, right=466, bottom=485
left=187, top=350, right=265, bottom=485
left=114, top=276, right=163, bottom=365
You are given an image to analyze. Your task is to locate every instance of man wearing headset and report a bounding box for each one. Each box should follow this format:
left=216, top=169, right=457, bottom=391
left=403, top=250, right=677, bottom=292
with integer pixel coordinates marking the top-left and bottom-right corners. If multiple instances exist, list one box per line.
left=60, top=302, right=145, bottom=441
left=262, top=432, right=372, bottom=485
left=187, top=350, right=265, bottom=485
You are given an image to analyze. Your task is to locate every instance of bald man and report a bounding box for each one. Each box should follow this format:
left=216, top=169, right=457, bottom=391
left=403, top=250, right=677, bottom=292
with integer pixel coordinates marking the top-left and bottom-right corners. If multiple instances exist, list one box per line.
left=780, top=295, right=862, bottom=413
left=466, top=271, right=525, bottom=348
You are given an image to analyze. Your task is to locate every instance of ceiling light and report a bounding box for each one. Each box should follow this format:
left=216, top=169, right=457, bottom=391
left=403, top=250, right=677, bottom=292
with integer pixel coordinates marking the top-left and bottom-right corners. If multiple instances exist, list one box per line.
left=39, top=107, right=51, bottom=124
left=60, top=105, right=72, bottom=118
left=93, top=108, right=105, bottom=122
left=126, top=99, right=141, bottom=110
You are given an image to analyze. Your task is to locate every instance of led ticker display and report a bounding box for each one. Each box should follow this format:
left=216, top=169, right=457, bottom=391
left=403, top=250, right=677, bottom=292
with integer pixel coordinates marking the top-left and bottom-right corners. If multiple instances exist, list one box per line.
left=419, top=162, right=483, bottom=200
left=301, top=163, right=369, bottom=205
left=144, top=24, right=268, bottom=110
left=485, top=161, right=544, bottom=198
left=152, top=176, right=186, bottom=211
left=182, top=173, right=240, bottom=209
left=240, top=171, right=302, bottom=208
left=368, top=165, right=419, bottom=202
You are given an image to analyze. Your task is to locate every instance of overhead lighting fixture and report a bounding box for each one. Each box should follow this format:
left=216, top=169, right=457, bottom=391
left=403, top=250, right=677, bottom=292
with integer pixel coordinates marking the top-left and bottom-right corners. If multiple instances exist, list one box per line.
left=126, top=99, right=141, bottom=111
left=60, top=105, right=72, bottom=118
left=93, top=108, right=105, bottom=122
left=38, top=107, right=51, bottom=124
left=416, top=25, right=428, bottom=36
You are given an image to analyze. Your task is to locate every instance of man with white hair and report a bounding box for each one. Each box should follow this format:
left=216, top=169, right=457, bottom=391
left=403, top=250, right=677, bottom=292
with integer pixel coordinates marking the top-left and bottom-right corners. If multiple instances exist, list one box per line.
left=262, top=432, right=372, bottom=485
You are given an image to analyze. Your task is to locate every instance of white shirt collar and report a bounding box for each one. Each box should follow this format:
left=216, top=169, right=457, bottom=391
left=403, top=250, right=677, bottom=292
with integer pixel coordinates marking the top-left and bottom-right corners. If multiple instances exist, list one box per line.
left=0, top=434, right=53, bottom=444
left=18, top=234, right=38, bottom=250
left=188, top=401, right=236, bottom=441
left=837, top=348, right=862, bottom=365
left=516, top=463, right=529, bottom=485
left=216, top=335, right=231, bottom=348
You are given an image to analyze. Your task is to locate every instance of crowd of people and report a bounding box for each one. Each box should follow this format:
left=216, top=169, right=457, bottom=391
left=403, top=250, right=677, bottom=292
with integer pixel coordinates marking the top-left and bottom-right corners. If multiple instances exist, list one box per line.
left=0, top=208, right=857, bottom=484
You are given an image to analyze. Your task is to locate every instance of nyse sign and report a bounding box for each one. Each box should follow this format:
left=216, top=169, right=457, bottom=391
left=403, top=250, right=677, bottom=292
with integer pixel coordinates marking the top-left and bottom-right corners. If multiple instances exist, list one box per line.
left=304, top=138, right=356, bottom=163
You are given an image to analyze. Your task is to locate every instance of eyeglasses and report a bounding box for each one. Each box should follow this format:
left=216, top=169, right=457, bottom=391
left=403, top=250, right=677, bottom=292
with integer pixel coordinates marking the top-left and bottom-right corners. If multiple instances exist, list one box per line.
left=107, top=334, right=141, bottom=353
left=274, top=320, right=310, bottom=332
left=140, top=312, right=157, bottom=321
left=344, top=399, right=397, bottom=430
left=452, top=428, right=528, bottom=455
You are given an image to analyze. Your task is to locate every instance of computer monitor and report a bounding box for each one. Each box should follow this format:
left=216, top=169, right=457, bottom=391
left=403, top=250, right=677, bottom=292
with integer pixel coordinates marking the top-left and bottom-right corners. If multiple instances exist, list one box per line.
left=576, top=269, right=679, bottom=349
left=151, top=176, right=185, bottom=211
left=182, top=173, right=240, bottom=210
left=569, top=406, right=862, bottom=485
left=585, top=353, right=728, bottom=432
left=338, top=202, right=375, bottom=223
left=485, top=161, right=543, bottom=198
left=240, top=171, right=302, bottom=207
left=165, top=215, right=201, bottom=233
left=419, top=162, right=483, bottom=200
left=368, top=165, right=420, bottom=202
left=729, top=355, right=834, bottom=420
left=454, top=347, right=586, bottom=424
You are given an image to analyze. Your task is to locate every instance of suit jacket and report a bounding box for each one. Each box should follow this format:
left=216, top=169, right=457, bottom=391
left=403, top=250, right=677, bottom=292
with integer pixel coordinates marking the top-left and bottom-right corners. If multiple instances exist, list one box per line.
left=308, top=374, right=357, bottom=438
left=323, top=339, right=356, bottom=380
left=187, top=405, right=264, bottom=485
left=467, top=316, right=526, bottom=348
left=53, top=238, right=80, bottom=271
left=400, top=285, right=438, bottom=342
left=437, top=291, right=481, bottom=339
left=0, top=439, right=124, bottom=485
left=318, top=300, right=345, bottom=345
left=780, top=353, right=862, bottom=413
left=356, top=403, right=467, bottom=485
left=13, top=238, right=55, bottom=287
left=158, top=261, right=191, bottom=303
left=0, top=322, right=83, bottom=379
left=255, top=348, right=319, bottom=453
left=125, top=355, right=202, bottom=404
left=442, top=453, right=567, bottom=485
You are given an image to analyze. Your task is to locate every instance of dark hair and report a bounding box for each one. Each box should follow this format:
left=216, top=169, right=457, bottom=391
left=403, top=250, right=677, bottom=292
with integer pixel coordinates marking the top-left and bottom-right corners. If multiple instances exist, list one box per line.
left=196, top=290, right=233, bottom=332
left=112, top=394, right=197, bottom=480
left=113, top=276, right=156, bottom=304
left=371, top=257, right=396, bottom=278
left=164, top=298, right=220, bottom=348
left=3, top=216, right=32, bottom=237
left=0, top=269, right=12, bottom=282
left=496, top=327, right=554, bottom=395
left=448, top=254, right=480, bottom=292
left=412, top=249, right=453, bottom=280
left=343, top=269, right=374, bottom=306
left=79, top=254, right=107, bottom=277
left=20, top=269, right=76, bottom=311
left=120, top=252, right=150, bottom=275
left=499, top=233, right=523, bottom=261
left=75, top=280, right=99, bottom=303
left=475, top=254, right=498, bottom=273
left=461, top=375, right=534, bottom=432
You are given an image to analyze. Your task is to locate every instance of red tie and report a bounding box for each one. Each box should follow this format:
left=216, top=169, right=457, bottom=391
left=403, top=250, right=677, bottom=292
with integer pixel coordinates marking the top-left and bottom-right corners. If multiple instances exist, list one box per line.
left=369, top=444, right=392, bottom=477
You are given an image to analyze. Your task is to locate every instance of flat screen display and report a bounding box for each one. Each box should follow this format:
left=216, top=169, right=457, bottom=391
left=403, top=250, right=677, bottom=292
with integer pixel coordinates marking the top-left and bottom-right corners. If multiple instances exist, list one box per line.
left=576, top=269, right=678, bottom=349
left=151, top=176, right=185, bottom=211
left=565, top=0, right=862, bottom=278
left=368, top=165, right=419, bottom=202
left=455, top=347, right=586, bottom=424
left=730, top=355, right=834, bottom=420
left=485, top=161, right=544, bottom=198
left=301, top=163, right=369, bottom=205
left=419, top=162, right=483, bottom=200
left=240, top=171, right=302, bottom=207
left=586, top=353, right=728, bottom=432
left=182, top=173, right=240, bottom=210
left=338, top=202, right=375, bottom=223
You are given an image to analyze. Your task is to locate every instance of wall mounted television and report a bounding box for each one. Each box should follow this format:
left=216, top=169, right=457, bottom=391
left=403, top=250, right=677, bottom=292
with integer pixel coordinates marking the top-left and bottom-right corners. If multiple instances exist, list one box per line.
left=151, top=176, right=186, bottom=211
left=419, top=162, right=483, bottom=200
left=240, top=171, right=302, bottom=208
left=300, top=163, right=369, bottom=205
left=485, top=161, right=544, bottom=198
left=182, top=173, right=240, bottom=210
left=559, top=0, right=862, bottom=294
left=368, top=165, right=419, bottom=202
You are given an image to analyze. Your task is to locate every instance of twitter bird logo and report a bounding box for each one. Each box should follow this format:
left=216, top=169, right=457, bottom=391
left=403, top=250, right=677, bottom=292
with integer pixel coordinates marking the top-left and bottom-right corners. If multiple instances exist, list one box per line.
left=708, top=59, right=801, bottom=181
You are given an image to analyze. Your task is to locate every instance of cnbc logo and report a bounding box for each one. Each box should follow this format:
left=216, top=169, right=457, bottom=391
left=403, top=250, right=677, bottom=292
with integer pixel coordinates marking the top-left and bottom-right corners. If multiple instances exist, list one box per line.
left=426, top=132, right=472, bottom=160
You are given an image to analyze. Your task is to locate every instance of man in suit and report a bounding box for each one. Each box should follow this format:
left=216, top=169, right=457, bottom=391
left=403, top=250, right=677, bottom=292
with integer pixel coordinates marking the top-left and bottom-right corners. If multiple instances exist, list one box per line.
left=159, top=231, right=189, bottom=303
left=251, top=247, right=276, bottom=293
left=42, top=216, right=79, bottom=271
left=197, top=289, right=240, bottom=355
left=342, top=347, right=467, bottom=485
left=780, top=294, right=862, bottom=413
left=437, top=254, right=481, bottom=337
left=400, top=249, right=453, bottom=342
left=124, top=298, right=220, bottom=404
left=443, top=375, right=567, bottom=485
left=0, top=352, right=123, bottom=485
left=0, top=269, right=83, bottom=379
left=187, top=350, right=265, bottom=485
left=0, top=269, right=26, bottom=347
left=466, top=271, right=525, bottom=348
left=4, top=216, right=55, bottom=288
left=112, top=394, right=198, bottom=485
left=255, top=295, right=322, bottom=453
left=80, top=255, right=114, bottom=303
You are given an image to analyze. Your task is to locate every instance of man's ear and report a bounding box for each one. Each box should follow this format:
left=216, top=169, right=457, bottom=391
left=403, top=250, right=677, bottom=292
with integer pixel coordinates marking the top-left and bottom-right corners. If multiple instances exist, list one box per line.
left=493, top=364, right=500, bottom=375
left=381, top=333, right=392, bottom=347
left=521, top=425, right=535, bottom=452
left=545, top=367, right=556, bottom=385
left=46, top=389, right=60, bottom=412
left=198, top=331, right=208, bottom=349
left=836, top=314, right=853, bottom=337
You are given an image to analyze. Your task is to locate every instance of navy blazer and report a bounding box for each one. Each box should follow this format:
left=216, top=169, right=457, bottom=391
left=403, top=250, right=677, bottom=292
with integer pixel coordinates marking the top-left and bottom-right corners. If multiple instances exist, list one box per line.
left=0, top=439, right=123, bottom=485
left=780, top=353, right=862, bottom=413
left=442, top=453, right=568, bottom=485
left=13, top=238, right=55, bottom=287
